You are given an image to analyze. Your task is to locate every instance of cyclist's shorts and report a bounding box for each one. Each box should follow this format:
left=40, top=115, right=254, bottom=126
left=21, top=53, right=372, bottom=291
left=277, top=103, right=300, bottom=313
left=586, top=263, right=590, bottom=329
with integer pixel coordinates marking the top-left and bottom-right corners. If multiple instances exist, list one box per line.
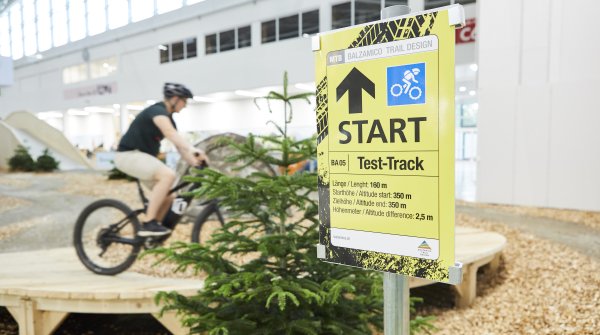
left=114, top=150, right=167, bottom=189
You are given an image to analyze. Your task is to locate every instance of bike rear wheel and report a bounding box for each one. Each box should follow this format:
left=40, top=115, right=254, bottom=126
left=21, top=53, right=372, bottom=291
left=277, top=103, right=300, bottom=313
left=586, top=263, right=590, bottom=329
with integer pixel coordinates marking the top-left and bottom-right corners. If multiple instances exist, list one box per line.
left=74, top=199, right=141, bottom=275
left=191, top=201, right=224, bottom=244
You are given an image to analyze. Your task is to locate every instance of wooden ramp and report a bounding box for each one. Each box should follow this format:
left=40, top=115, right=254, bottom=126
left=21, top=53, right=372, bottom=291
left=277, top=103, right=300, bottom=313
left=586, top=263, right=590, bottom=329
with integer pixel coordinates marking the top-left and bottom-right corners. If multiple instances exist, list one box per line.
left=0, top=248, right=203, bottom=335
left=0, top=227, right=506, bottom=334
left=409, top=226, right=507, bottom=307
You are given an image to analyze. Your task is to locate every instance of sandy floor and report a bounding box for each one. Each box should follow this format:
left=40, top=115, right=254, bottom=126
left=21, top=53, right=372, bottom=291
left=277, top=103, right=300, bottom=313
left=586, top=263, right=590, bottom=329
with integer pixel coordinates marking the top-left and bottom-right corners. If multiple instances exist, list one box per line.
left=1, top=171, right=599, bottom=334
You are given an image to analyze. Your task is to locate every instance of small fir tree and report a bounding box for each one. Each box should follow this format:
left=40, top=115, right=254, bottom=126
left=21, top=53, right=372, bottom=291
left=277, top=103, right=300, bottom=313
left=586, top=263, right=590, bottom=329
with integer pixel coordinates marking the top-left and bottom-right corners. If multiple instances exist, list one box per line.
left=151, top=72, right=434, bottom=334
left=8, top=145, right=36, bottom=172
left=36, top=148, right=60, bottom=171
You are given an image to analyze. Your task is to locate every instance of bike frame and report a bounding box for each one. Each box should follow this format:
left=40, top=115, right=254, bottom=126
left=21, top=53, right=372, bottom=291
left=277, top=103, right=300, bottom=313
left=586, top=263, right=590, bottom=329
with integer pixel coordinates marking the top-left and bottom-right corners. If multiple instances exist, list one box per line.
left=135, top=178, right=193, bottom=223
left=133, top=170, right=224, bottom=240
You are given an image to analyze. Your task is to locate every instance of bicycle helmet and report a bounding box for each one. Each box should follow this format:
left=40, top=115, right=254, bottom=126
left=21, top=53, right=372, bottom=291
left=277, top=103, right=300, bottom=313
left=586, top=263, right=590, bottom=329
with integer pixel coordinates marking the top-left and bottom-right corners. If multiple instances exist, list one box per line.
left=163, top=82, right=194, bottom=99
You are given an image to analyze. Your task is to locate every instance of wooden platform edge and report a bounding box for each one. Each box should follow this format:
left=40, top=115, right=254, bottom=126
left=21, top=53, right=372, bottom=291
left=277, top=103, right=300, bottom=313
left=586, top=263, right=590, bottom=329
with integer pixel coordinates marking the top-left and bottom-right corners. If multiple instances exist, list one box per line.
left=1, top=294, right=192, bottom=335
left=409, top=250, right=505, bottom=308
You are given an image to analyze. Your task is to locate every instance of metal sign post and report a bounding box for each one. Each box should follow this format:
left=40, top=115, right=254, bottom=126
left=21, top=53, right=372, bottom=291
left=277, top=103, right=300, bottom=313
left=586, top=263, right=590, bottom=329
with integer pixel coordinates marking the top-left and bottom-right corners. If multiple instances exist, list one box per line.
left=384, top=271, right=410, bottom=335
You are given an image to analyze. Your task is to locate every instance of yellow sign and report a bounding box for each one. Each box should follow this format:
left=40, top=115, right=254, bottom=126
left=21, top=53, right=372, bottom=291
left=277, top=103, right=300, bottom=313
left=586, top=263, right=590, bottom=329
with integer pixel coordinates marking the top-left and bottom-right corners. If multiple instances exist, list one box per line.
left=315, top=6, right=464, bottom=282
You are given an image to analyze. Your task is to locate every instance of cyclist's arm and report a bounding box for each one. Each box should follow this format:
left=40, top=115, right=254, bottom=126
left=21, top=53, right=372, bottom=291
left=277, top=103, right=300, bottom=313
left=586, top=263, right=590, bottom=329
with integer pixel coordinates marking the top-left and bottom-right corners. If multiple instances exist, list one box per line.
left=153, top=115, right=206, bottom=165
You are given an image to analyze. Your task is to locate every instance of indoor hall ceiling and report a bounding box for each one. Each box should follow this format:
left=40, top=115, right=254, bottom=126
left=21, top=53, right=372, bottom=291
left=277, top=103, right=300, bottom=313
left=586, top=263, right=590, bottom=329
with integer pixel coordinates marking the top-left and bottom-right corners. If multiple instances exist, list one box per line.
left=0, top=0, right=18, bottom=15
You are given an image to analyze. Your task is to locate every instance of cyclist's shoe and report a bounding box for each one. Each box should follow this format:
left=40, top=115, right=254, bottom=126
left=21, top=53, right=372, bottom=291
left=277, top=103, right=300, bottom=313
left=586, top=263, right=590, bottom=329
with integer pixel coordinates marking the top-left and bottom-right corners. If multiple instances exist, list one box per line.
left=137, top=220, right=172, bottom=237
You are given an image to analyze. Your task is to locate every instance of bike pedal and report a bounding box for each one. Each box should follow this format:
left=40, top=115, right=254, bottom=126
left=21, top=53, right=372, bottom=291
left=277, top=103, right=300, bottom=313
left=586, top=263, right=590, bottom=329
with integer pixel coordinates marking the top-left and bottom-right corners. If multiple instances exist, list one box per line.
left=143, top=238, right=159, bottom=249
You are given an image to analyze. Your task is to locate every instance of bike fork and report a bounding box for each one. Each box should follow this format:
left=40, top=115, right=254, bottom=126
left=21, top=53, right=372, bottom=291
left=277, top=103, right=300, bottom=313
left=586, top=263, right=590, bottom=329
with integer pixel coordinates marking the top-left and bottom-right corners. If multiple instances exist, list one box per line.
left=214, top=206, right=225, bottom=226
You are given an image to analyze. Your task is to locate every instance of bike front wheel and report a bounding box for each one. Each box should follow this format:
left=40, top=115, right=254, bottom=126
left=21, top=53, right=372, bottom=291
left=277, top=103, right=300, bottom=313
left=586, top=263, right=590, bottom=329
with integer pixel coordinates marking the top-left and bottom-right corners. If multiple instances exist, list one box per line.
left=74, top=199, right=142, bottom=275
left=191, top=201, right=224, bottom=244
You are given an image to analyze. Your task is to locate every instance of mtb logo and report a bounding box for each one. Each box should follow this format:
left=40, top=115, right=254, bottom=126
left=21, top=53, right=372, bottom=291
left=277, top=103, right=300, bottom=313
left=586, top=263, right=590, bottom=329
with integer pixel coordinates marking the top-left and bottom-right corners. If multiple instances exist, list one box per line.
left=387, top=63, right=426, bottom=106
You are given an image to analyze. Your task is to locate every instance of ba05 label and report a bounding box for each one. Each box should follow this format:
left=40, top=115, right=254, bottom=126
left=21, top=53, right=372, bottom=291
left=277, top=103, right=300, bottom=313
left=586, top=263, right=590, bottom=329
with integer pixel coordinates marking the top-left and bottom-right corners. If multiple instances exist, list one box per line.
left=387, top=62, right=426, bottom=106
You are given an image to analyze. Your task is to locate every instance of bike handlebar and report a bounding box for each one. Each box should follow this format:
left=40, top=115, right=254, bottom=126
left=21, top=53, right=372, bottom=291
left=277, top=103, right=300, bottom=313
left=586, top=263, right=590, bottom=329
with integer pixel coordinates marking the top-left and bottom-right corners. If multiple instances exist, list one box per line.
left=195, top=160, right=208, bottom=169
left=193, top=151, right=208, bottom=169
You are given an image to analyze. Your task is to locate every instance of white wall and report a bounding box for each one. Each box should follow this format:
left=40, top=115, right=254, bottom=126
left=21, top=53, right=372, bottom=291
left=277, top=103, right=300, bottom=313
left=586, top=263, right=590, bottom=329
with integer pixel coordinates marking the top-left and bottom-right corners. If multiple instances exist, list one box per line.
left=477, top=0, right=600, bottom=211
left=0, top=56, right=13, bottom=86
left=175, top=96, right=317, bottom=139
left=63, top=112, right=117, bottom=150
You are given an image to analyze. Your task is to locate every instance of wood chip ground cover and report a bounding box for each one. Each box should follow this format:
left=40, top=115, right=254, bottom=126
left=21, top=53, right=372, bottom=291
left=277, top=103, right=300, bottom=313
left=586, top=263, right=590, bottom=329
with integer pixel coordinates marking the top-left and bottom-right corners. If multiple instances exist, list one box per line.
left=0, top=172, right=598, bottom=334
left=0, top=219, right=35, bottom=241
left=422, top=214, right=600, bottom=335
left=0, top=197, right=29, bottom=214
left=459, top=200, right=600, bottom=231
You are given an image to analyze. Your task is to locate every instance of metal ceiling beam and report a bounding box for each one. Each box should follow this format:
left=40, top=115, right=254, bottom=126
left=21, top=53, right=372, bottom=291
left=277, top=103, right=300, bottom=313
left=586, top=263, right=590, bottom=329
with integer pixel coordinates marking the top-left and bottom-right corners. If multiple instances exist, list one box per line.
left=0, top=0, right=19, bottom=15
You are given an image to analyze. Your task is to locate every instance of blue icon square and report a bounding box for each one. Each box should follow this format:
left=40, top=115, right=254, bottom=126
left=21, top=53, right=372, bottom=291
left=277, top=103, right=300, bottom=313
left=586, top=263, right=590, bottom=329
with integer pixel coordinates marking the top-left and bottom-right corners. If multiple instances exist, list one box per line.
left=387, top=63, right=426, bottom=106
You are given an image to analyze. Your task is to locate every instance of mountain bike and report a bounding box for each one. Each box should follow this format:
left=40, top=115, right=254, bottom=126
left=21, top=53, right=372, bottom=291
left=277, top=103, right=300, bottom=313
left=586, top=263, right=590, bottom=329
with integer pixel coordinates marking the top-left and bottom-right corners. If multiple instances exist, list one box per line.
left=73, top=164, right=224, bottom=275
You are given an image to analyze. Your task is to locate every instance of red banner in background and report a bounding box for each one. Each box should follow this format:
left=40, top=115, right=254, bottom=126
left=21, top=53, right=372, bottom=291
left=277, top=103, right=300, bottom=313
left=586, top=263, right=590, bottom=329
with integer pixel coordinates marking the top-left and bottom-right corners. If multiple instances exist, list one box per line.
left=456, top=18, right=476, bottom=44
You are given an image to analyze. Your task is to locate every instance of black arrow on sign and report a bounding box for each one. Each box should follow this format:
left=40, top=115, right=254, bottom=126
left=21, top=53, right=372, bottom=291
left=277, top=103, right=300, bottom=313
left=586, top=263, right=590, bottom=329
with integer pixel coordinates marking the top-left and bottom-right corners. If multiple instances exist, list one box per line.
left=336, top=67, right=375, bottom=114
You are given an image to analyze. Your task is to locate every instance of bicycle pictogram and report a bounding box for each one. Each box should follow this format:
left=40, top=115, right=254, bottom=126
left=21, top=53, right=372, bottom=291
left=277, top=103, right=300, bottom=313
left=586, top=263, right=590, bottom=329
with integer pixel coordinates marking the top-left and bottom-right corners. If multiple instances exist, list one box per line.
left=387, top=63, right=426, bottom=106
left=389, top=68, right=423, bottom=100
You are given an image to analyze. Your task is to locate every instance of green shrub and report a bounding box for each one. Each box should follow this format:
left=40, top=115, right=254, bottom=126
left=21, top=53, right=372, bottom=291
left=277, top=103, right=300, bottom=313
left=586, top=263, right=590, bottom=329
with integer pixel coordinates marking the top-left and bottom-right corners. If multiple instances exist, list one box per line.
left=150, top=72, right=434, bottom=334
left=8, top=145, right=36, bottom=172
left=36, top=149, right=60, bottom=171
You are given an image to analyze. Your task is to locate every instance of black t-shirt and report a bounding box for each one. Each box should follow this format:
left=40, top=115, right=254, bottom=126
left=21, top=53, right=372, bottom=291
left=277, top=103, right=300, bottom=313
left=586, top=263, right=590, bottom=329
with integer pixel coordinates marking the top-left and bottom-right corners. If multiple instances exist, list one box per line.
left=118, top=102, right=177, bottom=156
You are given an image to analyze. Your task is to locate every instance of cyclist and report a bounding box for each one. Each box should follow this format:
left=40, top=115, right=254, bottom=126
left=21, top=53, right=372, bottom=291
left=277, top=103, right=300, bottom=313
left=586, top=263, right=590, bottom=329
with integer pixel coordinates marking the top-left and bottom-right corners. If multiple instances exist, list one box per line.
left=114, top=82, right=207, bottom=237
left=402, top=68, right=420, bottom=93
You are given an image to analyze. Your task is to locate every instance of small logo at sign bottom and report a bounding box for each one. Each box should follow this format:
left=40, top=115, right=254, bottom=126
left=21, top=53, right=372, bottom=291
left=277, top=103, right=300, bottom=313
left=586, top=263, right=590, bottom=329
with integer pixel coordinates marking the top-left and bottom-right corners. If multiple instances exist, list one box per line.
left=417, top=240, right=432, bottom=257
